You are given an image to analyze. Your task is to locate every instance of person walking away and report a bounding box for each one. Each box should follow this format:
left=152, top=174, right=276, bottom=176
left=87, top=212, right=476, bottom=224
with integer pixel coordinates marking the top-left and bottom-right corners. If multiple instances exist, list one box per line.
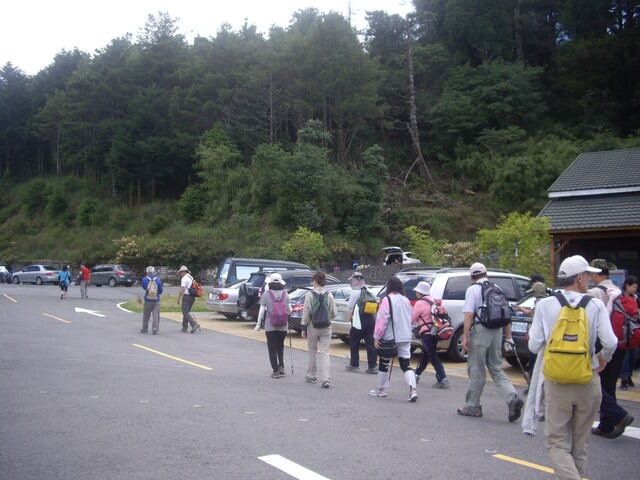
left=457, top=262, right=524, bottom=420
left=254, top=273, right=291, bottom=378
left=345, top=272, right=378, bottom=374
left=301, top=271, right=338, bottom=388
left=141, top=266, right=164, bottom=335
left=588, top=266, right=635, bottom=438
left=618, top=276, right=638, bottom=390
left=514, top=277, right=549, bottom=394
left=177, top=265, right=201, bottom=333
left=412, top=281, right=449, bottom=388
left=369, top=276, right=418, bottom=402
left=59, top=265, right=71, bottom=300
left=529, top=255, right=617, bottom=480
left=79, top=262, right=90, bottom=299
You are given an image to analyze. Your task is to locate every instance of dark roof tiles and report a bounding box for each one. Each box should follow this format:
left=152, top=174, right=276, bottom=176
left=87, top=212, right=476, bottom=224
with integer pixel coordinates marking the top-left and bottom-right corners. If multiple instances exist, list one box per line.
left=549, top=147, right=640, bottom=192
left=539, top=193, right=640, bottom=230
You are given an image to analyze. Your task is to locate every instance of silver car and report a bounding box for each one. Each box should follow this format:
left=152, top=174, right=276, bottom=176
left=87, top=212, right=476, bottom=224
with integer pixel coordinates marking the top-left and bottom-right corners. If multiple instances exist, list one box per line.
left=11, top=264, right=60, bottom=285
left=331, top=285, right=384, bottom=343
left=205, top=281, right=244, bottom=319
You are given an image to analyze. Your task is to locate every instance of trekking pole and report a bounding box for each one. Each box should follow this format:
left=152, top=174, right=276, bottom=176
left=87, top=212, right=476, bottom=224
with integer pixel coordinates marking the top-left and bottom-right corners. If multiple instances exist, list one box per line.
left=288, top=319, right=294, bottom=376
left=505, top=339, right=530, bottom=386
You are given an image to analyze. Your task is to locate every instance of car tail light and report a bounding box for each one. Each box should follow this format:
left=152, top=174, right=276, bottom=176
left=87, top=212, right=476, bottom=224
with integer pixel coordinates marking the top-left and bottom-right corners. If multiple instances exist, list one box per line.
left=115, top=269, right=124, bottom=275
left=46, top=273, right=54, bottom=277
left=217, top=293, right=230, bottom=301
left=291, top=303, right=304, bottom=314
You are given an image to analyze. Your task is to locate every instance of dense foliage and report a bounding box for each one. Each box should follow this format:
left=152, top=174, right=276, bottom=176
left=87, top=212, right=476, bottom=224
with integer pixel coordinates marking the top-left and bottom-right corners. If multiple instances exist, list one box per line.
left=1, top=2, right=640, bottom=275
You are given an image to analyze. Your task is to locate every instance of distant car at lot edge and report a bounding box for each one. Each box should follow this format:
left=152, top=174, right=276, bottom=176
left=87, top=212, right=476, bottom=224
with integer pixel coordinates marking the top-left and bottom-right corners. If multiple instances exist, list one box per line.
left=11, top=264, right=60, bottom=285
left=90, top=264, right=134, bottom=287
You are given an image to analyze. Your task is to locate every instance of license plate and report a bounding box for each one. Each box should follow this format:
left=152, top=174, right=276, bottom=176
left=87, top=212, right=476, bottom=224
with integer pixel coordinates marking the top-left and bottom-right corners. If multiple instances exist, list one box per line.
left=511, top=321, right=528, bottom=333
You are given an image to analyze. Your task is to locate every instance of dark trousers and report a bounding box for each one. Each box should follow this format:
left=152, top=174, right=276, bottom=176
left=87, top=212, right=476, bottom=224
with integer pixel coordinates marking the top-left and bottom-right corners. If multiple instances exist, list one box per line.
left=415, top=334, right=447, bottom=382
left=349, top=314, right=377, bottom=369
left=597, top=347, right=629, bottom=431
left=266, top=330, right=287, bottom=372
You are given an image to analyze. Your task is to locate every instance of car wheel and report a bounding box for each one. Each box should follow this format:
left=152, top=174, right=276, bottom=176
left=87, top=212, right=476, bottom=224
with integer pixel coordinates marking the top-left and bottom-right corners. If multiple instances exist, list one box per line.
left=223, top=313, right=238, bottom=320
left=505, top=355, right=529, bottom=369
left=36, top=277, right=43, bottom=285
left=12, top=276, right=20, bottom=284
left=447, top=328, right=468, bottom=362
left=108, top=277, right=117, bottom=287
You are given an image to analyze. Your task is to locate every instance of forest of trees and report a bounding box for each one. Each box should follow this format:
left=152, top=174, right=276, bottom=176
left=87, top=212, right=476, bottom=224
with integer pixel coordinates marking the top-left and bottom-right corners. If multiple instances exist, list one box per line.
left=1, top=1, right=640, bottom=269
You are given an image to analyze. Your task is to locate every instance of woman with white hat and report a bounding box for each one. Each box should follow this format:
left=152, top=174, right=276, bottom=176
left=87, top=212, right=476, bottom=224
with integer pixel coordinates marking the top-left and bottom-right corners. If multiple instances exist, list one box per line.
left=412, top=281, right=449, bottom=388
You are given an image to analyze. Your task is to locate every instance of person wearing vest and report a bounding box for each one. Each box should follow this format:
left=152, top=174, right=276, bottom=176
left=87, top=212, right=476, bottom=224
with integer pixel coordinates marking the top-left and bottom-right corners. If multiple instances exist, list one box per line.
left=345, top=272, right=378, bottom=374
left=140, top=266, right=163, bottom=335
left=529, top=255, right=617, bottom=480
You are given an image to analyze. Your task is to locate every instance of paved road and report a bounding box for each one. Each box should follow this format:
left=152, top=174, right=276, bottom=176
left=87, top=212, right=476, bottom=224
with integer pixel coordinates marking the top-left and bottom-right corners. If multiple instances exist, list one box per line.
left=1, top=283, right=639, bottom=479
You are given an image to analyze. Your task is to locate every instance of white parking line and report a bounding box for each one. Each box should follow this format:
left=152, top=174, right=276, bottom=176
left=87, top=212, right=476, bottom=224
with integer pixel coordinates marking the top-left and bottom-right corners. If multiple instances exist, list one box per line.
left=258, top=455, right=331, bottom=480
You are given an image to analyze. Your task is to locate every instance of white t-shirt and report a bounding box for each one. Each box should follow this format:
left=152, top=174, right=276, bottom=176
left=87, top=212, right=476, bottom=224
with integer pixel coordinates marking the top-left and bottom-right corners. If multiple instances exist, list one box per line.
left=181, top=274, right=193, bottom=295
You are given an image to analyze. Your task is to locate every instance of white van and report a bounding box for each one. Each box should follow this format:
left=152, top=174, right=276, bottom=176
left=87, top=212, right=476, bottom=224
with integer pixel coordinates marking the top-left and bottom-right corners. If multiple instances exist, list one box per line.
left=214, top=257, right=311, bottom=287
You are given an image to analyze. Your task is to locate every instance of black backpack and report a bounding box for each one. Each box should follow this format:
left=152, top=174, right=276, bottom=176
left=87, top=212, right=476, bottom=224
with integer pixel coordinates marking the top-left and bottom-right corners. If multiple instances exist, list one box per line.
left=475, top=281, right=512, bottom=329
left=310, top=291, right=331, bottom=328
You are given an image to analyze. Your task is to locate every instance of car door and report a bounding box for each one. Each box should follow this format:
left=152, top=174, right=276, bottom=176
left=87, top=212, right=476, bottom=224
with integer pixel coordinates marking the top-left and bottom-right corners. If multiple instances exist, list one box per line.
left=23, top=265, right=38, bottom=283
left=91, top=266, right=105, bottom=285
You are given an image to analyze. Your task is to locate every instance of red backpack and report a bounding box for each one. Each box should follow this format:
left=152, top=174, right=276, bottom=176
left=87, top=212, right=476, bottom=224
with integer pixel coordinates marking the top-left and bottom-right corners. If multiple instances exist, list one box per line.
left=611, top=295, right=640, bottom=350
left=267, top=290, right=289, bottom=327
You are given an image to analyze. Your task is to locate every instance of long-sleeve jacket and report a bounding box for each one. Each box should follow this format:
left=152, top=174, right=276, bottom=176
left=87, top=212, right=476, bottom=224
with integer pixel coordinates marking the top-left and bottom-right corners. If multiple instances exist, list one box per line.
left=374, top=293, right=413, bottom=342
left=301, top=286, right=338, bottom=328
left=528, top=291, right=617, bottom=370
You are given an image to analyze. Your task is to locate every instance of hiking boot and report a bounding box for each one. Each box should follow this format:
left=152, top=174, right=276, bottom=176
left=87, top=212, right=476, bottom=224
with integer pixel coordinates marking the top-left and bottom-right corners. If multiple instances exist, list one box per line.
left=591, top=426, right=614, bottom=438
left=610, top=414, right=634, bottom=439
left=140, top=329, right=147, bottom=333
left=621, top=380, right=628, bottom=390
left=345, top=364, right=360, bottom=372
left=369, top=389, right=387, bottom=397
left=365, top=367, right=378, bottom=374
left=457, top=406, right=482, bottom=417
left=191, top=323, right=201, bottom=333
left=433, top=379, right=450, bottom=389
left=278, top=368, right=285, bottom=377
left=305, top=376, right=317, bottom=384
left=271, top=372, right=281, bottom=379
left=180, top=327, right=188, bottom=332
left=508, top=396, right=524, bottom=422
left=321, top=380, right=331, bottom=389
left=408, top=388, right=418, bottom=402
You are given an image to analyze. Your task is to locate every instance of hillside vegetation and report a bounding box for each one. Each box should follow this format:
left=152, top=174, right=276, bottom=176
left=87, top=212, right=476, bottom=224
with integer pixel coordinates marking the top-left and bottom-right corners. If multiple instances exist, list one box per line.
left=2, top=4, right=640, bottom=274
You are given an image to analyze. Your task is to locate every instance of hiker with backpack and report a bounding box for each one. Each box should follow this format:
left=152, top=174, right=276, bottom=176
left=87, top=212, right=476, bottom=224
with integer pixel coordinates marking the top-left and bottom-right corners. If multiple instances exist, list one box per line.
left=369, top=276, right=418, bottom=402
left=587, top=261, right=636, bottom=439
left=344, top=272, right=378, bottom=374
left=412, top=281, right=450, bottom=389
left=177, top=265, right=201, bottom=333
left=140, top=266, right=164, bottom=335
left=255, top=273, right=292, bottom=379
left=619, top=276, right=639, bottom=390
left=529, top=255, right=618, bottom=480
left=457, top=263, right=524, bottom=421
left=301, top=271, right=338, bottom=388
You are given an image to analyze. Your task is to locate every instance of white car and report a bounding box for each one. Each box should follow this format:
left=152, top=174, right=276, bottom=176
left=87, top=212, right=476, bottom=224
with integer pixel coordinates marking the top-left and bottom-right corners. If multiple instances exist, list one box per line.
left=205, top=281, right=244, bottom=319
left=379, top=268, right=531, bottom=361
left=382, top=246, right=421, bottom=265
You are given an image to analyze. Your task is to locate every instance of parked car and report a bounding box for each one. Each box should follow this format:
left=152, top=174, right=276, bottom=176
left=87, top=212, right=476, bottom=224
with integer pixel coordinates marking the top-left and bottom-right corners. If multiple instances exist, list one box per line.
left=382, top=246, right=421, bottom=265
left=331, top=285, right=384, bottom=342
left=214, top=257, right=312, bottom=287
left=502, top=289, right=563, bottom=369
left=287, top=284, right=375, bottom=334
left=11, top=264, right=60, bottom=285
left=237, top=270, right=339, bottom=321
left=205, top=281, right=244, bottom=319
left=377, top=268, right=531, bottom=362
left=90, top=264, right=134, bottom=287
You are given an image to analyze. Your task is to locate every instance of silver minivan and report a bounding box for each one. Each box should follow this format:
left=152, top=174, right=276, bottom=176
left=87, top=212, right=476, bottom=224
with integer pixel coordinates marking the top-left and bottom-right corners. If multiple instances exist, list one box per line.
left=214, top=257, right=311, bottom=287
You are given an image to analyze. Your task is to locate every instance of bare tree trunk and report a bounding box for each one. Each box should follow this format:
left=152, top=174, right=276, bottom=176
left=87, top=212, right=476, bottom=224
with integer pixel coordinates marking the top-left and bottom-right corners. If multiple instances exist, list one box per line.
left=407, top=40, right=432, bottom=181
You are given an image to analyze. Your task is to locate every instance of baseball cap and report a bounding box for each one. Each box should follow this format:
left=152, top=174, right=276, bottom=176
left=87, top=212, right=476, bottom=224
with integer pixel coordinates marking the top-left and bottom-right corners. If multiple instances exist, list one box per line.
left=526, top=282, right=548, bottom=298
left=470, top=262, right=487, bottom=275
left=557, top=255, right=601, bottom=279
left=269, top=273, right=286, bottom=285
